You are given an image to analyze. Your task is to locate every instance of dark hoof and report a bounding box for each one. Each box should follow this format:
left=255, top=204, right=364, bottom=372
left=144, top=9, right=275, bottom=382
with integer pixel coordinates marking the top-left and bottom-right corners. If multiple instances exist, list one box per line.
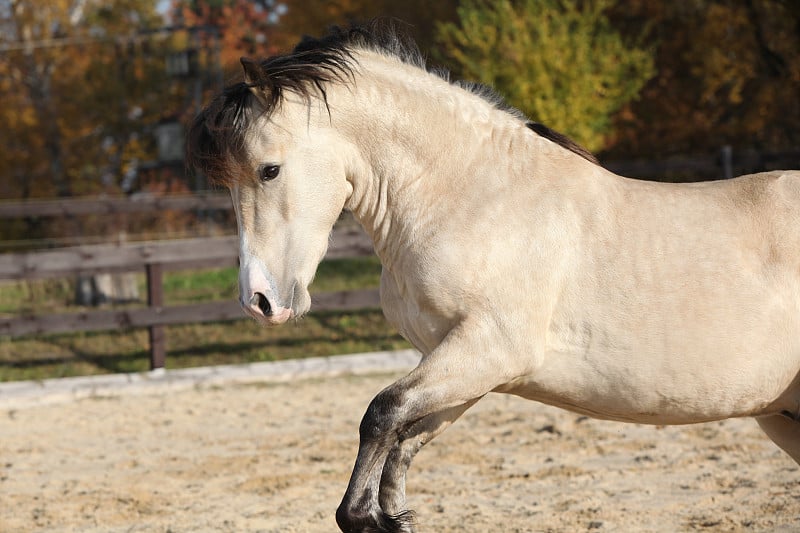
left=336, top=505, right=416, bottom=533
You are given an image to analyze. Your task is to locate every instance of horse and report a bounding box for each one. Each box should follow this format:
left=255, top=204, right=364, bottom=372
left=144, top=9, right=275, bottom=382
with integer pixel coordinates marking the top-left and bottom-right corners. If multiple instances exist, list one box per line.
left=187, top=25, right=800, bottom=533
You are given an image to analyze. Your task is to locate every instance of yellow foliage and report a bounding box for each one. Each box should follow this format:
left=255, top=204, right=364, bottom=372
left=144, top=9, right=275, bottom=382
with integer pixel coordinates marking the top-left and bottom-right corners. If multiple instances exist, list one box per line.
left=437, top=0, right=654, bottom=152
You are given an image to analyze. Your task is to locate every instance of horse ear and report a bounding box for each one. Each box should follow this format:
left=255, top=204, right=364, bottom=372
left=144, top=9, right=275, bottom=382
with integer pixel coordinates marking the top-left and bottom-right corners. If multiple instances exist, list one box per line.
left=241, top=57, right=273, bottom=107
left=241, top=57, right=263, bottom=86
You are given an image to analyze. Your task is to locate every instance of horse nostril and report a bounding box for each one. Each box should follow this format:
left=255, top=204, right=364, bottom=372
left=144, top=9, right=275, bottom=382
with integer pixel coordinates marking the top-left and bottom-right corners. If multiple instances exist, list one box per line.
left=251, top=292, right=273, bottom=316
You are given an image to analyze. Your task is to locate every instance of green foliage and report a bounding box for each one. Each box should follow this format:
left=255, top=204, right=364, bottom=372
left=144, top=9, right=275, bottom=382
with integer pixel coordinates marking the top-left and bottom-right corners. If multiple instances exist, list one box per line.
left=436, top=0, right=654, bottom=152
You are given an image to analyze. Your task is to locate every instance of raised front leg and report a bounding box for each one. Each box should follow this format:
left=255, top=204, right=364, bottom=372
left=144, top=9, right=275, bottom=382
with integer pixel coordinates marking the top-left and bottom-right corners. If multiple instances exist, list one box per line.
left=335, top=324, right=520, bottom=533
left=335, top=382, right=421, bottom=533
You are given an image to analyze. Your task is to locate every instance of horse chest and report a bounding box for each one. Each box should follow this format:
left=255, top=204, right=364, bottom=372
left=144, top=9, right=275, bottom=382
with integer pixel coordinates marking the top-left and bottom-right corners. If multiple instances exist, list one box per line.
left=379, top=268, right=457, bottom=354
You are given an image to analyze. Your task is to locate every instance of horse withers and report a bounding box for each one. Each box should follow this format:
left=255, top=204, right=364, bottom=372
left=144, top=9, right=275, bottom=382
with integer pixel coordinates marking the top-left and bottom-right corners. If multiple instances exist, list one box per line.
left=187, top=25, right=800, bottom=533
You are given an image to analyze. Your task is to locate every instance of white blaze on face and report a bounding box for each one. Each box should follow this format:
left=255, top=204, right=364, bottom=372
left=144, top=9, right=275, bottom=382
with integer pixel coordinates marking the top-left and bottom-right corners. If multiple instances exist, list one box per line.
left=231, top=185, right=294, bottom=325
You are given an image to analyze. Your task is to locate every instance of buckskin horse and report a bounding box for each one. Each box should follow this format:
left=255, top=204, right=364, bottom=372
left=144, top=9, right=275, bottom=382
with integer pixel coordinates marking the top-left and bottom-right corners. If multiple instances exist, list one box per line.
left=187, top=25, right=800, bottom=533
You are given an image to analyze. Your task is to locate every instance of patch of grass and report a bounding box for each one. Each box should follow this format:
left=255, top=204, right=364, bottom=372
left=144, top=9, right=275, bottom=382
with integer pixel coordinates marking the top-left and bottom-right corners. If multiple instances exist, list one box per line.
left=312, top=256, right=383, bottom=292
left=162, top=268, right=238, bottom=304
left=0, top=278, right=76, bottom=315
left=0, top=257, right=409, bottom=382
left=159, top=255, right=383, bottom=305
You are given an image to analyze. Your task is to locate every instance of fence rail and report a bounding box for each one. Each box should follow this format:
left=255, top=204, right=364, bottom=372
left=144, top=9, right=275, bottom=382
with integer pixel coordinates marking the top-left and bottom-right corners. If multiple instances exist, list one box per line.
left=0, top=236, right=237, bottom=280
left=0, top=227, right=375, bottom=281
left=0, top=191, right=231, bottom=218
left=1, top=289, right=381, bottom=338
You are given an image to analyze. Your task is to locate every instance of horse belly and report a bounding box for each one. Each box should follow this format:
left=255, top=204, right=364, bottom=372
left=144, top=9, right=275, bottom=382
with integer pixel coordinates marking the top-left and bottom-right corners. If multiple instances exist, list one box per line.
left=506, top=353, right=790, bottom=425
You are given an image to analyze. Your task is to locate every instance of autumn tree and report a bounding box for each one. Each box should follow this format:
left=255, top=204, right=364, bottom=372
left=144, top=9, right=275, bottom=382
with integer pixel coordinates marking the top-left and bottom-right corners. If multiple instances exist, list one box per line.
left=606, top=0, right=800, bottom=158
left=0, top=0, right=88, bottom=200
left=172, top=0, right=284, bottom=75
left=276, top=0, right=459, bottom=56
left=0, top=1, right=214, bottom=241
left=0, top=1, right=177, bottom=199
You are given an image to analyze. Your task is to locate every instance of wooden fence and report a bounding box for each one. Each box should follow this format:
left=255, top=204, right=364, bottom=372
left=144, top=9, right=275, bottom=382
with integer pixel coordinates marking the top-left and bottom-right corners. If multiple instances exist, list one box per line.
left=0, top=194, right=378, bottom=370
left=0, top=191, right=231, bottom=218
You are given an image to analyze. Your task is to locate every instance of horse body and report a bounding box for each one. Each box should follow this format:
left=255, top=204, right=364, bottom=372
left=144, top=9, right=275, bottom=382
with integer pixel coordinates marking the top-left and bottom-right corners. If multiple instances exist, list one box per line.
left=505, top=172, right=800, bottom=424
left=188, top=27, right=800, bottom=533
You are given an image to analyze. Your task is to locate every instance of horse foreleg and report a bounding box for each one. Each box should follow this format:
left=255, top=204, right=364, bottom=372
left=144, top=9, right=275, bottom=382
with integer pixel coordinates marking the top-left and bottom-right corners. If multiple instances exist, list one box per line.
left=335, top=379, right=422, bottom=533
left=336, top=325, right=518, bottom=533
left=379, top=400, right=480, bottom=517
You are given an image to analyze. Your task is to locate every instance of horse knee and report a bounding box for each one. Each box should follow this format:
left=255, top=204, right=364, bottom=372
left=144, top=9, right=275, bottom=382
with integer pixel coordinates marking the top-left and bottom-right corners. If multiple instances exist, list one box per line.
left=360, top=388, right=408, bottom=441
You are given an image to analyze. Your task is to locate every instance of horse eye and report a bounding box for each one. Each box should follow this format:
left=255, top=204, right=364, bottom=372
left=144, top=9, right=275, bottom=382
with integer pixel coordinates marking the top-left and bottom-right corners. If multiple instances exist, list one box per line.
left=259, top=164, right=280, bottom=182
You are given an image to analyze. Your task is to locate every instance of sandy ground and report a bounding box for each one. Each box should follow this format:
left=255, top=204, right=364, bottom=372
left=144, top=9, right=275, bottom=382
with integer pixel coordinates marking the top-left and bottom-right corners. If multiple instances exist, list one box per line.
left=2, top=369, right=799, bottom=533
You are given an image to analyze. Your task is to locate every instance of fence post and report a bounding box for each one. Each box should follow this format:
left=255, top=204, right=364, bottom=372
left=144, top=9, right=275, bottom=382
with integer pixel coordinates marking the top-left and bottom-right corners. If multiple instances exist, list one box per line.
left=720, top=145, right=733, bottom=179
left=146, top=263, right=166, bottom=370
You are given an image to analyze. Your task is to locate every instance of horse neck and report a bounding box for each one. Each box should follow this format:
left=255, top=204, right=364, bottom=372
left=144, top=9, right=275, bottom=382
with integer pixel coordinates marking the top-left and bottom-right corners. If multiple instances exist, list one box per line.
left=337, top=53, right=535, bottom=269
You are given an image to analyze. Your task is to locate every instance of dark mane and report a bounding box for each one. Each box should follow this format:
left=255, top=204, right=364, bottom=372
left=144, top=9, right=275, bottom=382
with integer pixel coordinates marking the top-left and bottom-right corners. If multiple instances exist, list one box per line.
left=526, top=122, right=598, bottom=164
left=186, top=23, right=597, bottom=185
left=185, top=82, right=256, bottom=187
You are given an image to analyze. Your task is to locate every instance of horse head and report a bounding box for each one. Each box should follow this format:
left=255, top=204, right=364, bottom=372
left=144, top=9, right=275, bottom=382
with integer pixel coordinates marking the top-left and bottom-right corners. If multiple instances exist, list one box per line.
left=188, top=56, right=356, bottom=325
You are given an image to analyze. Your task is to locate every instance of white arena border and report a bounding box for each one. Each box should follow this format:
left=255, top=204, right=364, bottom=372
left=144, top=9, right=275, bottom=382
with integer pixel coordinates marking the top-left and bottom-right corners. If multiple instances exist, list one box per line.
left=0, top=349, right=421, bottom=409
